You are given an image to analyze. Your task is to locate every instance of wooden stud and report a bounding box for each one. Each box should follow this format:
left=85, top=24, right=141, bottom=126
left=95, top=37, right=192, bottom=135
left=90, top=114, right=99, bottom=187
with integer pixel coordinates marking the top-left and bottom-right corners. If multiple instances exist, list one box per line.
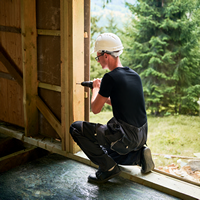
left=0, top=45, right=23, bottom=87
left=61, top=0, right=85, bottom=152
left=72, top=0, right=84, bottom=153
left=36, top=95, right=63, bottom=140
left=0, top=147, right=36, bottom=173
left=37, top=29, right=60, bottom=36
left=84, top=0, right=91, bottom=122
left=0, top=71, right=15, bottom=81
left=60, top=0, right=72, bottom=152
left=38, top=82, right=61, bottom=92
left=21, top=0, right=38, bottom=136
left=0, top=25, right=21, bottom=33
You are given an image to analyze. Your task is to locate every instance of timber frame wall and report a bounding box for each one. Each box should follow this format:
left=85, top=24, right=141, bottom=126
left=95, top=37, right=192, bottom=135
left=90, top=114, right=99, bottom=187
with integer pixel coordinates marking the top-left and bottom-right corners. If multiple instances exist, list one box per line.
left=0, top=0, right=88, bottom=153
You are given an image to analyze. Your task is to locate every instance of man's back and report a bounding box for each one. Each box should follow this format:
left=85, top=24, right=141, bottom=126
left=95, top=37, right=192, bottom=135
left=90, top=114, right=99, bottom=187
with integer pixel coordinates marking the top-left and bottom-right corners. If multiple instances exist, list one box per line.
left=99, top=67, right=147, bottom=127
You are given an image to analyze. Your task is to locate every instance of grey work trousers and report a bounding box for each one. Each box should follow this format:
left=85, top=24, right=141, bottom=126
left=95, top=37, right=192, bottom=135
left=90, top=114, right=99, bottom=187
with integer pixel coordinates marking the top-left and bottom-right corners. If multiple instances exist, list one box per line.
left=70, top=121, right=142, bottom=172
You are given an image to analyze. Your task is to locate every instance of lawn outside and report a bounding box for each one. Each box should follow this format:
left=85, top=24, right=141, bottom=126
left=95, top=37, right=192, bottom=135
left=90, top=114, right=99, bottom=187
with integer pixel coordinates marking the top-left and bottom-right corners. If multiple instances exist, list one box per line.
left=90, top=111, right=200, bottom=183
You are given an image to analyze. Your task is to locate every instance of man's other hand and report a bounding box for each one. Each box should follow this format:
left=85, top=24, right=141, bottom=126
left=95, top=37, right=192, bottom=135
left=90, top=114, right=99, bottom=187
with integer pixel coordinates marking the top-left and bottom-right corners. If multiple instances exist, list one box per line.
left=92, top=78, right=101, bottom=90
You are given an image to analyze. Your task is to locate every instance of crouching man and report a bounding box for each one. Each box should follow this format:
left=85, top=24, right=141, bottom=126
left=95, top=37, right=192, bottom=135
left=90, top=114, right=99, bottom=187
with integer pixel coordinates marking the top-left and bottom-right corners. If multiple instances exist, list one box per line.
left=70, top=33, right=155, bottom=183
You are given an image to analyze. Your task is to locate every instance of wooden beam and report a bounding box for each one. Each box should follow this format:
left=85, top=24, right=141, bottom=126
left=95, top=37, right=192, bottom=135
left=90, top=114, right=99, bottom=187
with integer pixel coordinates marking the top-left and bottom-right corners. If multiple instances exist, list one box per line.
left=60, top=0, right=73, bottom=152
left=0, top=25, right=21, bottom=34
left=153, top=168, right=200, bottom=187
left=0, top=146, right=49, bottom=173
left=38, top=82, right=61, bottom=92
left=36, top=96, right=63, bottom=140
left=72, top=0, right=85, bottom=153
left=84, top=0, right=91, bottom=122
left=0, top=147, right=36, bottom=173
left=0, top=71, right=15, bottom=81
left=60, top=0, right=84, bottom=153
left=21, top=0, right=38, bottom=137
left=37, top=29, right=60, bottom=36
left=0, top=45, right=23, bottom=87
left=0, top=123, right=64, bottom=156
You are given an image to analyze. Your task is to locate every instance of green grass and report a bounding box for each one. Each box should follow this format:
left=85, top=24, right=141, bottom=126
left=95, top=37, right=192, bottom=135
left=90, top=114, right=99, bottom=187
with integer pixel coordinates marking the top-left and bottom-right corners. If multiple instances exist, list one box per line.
left=90, top=112, right=200, bottom=167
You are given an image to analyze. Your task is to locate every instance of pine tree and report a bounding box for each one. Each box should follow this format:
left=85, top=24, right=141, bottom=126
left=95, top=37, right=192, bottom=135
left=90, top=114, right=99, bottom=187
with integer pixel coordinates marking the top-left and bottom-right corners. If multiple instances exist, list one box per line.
left=105, top=12, right=119, bottom=34
left=90, top=16, right=106, bottom=81
left=123, top=0, right=200, bottom=115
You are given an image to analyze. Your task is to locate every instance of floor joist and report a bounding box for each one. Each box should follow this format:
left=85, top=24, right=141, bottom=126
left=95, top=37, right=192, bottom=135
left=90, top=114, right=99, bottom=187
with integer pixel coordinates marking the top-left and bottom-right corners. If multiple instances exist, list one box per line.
left=0, top=124, right=200, bottom=199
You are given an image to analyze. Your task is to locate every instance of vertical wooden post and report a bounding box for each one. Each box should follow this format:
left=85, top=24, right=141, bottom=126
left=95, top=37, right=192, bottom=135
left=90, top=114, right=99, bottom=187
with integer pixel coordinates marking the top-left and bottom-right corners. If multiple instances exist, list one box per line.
left=61, top=0, right=84, bottom=153
left=21, top=0, right=38, bottom=136
left=84, top=0, right=91, bottom=122
left=60, top=0, right=72, bottom=152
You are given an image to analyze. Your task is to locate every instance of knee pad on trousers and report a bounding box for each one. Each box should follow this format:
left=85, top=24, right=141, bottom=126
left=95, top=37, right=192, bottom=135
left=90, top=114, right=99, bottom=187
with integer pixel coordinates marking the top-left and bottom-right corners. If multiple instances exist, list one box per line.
left=70, top=121, right=83, bottom=135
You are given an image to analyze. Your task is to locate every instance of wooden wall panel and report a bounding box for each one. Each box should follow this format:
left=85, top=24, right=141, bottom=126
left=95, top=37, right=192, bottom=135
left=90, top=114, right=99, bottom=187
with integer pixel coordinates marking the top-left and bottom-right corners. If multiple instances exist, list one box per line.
left=0, top=79, right=23, bottom=126
left=37, top=35, right=61, bottom=86
left=0, top=0, right=24, bottom=127
left=36, top=0, right=60, bottom=30
left=0, top=0, right=21, bottom=27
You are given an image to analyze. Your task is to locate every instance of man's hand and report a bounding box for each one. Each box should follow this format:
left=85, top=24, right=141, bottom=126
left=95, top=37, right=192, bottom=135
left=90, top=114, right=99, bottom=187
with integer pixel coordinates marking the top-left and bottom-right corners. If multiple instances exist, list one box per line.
left=91, top=78, right=108, bottom=114
left=92, top=78, right=101, bottom=89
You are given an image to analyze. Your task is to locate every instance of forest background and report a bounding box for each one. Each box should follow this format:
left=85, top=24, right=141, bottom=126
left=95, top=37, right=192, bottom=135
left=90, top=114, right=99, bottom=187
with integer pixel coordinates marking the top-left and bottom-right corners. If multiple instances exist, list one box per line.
left=90, top=0, right=200, bottom=116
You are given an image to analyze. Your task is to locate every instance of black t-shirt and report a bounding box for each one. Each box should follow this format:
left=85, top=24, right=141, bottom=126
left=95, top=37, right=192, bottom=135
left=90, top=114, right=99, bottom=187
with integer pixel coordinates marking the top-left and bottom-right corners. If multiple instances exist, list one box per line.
left=99, top=67, right=147, bottom=127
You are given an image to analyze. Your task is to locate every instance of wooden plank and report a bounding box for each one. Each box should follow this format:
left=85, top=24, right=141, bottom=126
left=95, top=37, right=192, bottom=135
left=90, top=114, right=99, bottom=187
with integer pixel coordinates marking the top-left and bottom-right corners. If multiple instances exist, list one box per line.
left=60, top=0, right=84, bottom=153
left=0, top=146, right=49, bottom=173
left=72, top=0, right=84, bottom=153
left=0, top=71, right=14, bottom=81
left=0, top=25, right=21, bottom=33
left=0, top=123, right=64, bottom=155
left=84, top=0, right=91, bottom=122
left=0, top=146, right=36, bottom=173
left=21, top=0, right=38, bottom=136
left=0, top=137, right=24, bottom=158
left=38, top=82, right=61, bottom=92
left=0, top=45, right=23, bottom=87
left=37, top=29, right=60, bottom=36
left=153, top=168, right=200, bottom=187
left=120, top=166, right=200, bottom=200
left=60, top=0, right=73, bottom=152
left=36, top=95, right=63, bottom=139
left=0, top=79, right=8, bottom=124
left=38, top=88, right=61, bottom=139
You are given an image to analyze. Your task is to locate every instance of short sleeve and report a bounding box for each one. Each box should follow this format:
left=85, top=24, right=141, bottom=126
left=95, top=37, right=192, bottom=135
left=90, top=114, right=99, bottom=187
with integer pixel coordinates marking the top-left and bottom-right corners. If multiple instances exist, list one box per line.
left=99, top=73, right=114, bottom=97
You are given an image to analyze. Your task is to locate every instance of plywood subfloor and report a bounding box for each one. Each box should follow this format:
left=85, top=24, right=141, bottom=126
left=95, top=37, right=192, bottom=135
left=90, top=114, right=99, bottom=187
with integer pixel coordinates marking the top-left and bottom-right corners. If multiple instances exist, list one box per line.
left=0, top=153, right=179, bottom=200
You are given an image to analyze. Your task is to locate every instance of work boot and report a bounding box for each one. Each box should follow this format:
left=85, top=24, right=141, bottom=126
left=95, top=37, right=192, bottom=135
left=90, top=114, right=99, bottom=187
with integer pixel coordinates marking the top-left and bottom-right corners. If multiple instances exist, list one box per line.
left=141, top=146, right=155, bottom=174
left=88, top=165, right=121, bottom=183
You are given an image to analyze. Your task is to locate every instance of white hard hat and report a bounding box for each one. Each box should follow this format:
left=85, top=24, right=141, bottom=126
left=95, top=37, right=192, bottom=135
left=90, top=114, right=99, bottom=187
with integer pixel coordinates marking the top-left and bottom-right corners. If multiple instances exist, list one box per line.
left=93, top=33, right=124, bottom=57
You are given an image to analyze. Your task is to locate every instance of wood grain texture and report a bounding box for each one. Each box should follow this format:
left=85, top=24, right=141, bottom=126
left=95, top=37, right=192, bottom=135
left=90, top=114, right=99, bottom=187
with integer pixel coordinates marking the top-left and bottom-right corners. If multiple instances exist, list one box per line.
left=0, top=0, right=24, bottom=127
left=21, top=0, right=38, bottom=136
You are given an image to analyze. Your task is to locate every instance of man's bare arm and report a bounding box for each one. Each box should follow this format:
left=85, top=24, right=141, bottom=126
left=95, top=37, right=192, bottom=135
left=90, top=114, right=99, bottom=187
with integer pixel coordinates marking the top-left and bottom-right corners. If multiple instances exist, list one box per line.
left=91, top=79, right=108, bottom=114
left=106, top=97, right=112, bottom=106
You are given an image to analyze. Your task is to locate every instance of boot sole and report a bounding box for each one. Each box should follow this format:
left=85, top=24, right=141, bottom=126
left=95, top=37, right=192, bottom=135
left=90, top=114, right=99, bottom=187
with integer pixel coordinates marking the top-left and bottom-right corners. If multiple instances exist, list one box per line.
left=88, top=170, right=121, bottom=183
